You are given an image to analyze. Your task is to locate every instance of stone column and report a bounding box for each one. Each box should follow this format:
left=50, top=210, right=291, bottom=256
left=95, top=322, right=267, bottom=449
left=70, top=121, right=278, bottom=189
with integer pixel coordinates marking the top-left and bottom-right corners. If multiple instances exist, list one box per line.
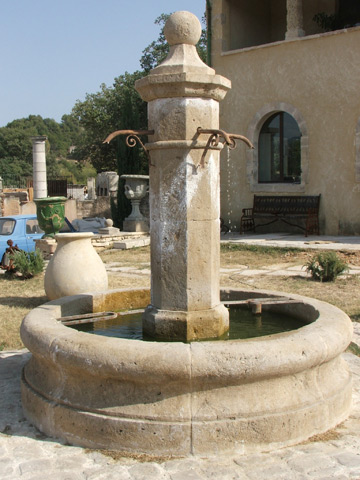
left=31, top=136, right=48, bottom=199
left=87, top=177, right=96, bottom=200
left=285, top=0, right=305, bottom=40
left=0, top=177, right=3, bottom=217
left=136, top=11, right=231, bottom=341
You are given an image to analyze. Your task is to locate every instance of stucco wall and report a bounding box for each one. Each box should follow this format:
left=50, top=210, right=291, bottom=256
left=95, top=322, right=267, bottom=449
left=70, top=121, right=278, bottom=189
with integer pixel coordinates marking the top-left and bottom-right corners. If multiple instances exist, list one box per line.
left=211, top=8, right=360, bottom=234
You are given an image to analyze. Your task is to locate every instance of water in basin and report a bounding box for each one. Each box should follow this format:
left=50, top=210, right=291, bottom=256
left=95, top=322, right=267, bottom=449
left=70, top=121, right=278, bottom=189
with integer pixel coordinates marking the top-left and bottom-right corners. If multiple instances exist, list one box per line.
left=69, top=307, right=306, bottom=342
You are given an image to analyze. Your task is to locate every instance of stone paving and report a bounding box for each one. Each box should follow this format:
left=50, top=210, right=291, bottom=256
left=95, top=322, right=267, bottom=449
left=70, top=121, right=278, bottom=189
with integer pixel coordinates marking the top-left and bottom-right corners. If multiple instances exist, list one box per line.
left=220, top=232, right=360, bottom=251
left=104, top=261, right=360, bottom=281
left=1, top=350, right=360, bottom=479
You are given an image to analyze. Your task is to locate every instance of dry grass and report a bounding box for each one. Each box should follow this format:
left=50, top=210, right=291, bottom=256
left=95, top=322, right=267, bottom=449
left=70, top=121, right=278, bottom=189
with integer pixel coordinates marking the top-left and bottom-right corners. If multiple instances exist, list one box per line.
left=220, top=244, right=360, bottom=321
left=100, top=246, right=150, bottom=266
left=300, top=426, right=344, bottom=444
left=0, top=274, right=47, bottom=350
left=1, top=244, right=359, bottom=351
left=222, top=271, right=360, bottom=319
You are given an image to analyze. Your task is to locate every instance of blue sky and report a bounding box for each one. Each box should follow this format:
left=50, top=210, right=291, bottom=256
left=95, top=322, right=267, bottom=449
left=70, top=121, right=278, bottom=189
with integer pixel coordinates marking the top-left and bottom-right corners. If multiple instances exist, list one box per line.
left=0, top=0, right=206, bottom=127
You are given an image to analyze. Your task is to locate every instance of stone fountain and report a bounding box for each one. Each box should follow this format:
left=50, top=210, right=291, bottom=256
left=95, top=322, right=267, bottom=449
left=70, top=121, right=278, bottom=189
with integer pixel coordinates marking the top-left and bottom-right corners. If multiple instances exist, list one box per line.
left=20, top=11, right=353, bottom=457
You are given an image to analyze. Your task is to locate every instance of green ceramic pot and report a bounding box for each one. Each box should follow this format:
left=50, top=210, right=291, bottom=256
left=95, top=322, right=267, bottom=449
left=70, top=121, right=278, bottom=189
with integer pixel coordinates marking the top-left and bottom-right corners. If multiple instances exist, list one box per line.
left=34, top=197, right=67, bottom=238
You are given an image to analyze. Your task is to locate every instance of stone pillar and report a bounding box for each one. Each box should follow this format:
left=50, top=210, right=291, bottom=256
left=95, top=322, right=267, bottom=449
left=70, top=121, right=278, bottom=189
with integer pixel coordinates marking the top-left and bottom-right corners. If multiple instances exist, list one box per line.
left=0, top=178, right=3, bottom=217
left=136, top=11, right=231, bottom=341
left=87, top=177, right=96, bottom=200
left=32, top=136, right=48, bottom=199
left=285, top=0, right=305, bottom=40
left=107, top=171, right=119, bottom=197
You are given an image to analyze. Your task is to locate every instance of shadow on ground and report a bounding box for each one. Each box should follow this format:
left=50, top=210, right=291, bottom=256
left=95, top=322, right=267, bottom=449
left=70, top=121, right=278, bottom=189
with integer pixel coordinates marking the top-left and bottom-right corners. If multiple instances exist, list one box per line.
left=0, top=296, right=47, bottom=309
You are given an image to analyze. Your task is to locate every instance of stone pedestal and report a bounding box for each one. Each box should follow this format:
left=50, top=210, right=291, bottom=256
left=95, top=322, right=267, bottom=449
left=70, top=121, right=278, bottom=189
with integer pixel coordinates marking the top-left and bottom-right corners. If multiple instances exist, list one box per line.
left=122, top=219, right=149, bottom=232
left=136, top=11, right=231, bottom=341
left=286, top=0, right=305, bottom=40
left=31, top=136, right=48, bottom=199
left=35, top=238, right=57, bottom=260
left=121, top=175, right=149, bottom=233
left=87, top=177, right=96, bottom=200
left=98, top=219, right=121, bottom=235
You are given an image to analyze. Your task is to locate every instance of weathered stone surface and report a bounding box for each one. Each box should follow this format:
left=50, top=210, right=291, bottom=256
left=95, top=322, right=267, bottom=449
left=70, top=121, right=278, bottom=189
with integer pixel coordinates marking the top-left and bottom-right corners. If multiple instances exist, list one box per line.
left=44, top=233, right=108, bottom=300
left=113, top=237, right=150, bottom=249
left=136, top=12, right=230, bottom=341
left=2, top=348, right=360, bottom=479
left=18, top=9, right=354, bottom=464
left=20, top=287, right=353, bottom=456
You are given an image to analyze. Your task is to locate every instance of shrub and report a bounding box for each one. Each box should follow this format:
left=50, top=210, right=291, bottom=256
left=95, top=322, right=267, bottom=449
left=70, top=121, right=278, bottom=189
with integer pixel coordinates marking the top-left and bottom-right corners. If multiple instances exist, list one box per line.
left=11, top=249, right=45, bottom=279
left=304, top=251, right=348, bottom=282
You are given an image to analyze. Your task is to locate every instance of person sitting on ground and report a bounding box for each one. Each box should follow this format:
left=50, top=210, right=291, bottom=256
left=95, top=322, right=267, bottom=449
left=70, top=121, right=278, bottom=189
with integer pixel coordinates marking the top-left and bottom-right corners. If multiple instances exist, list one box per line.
left=1, top=239, right=21, bottom=272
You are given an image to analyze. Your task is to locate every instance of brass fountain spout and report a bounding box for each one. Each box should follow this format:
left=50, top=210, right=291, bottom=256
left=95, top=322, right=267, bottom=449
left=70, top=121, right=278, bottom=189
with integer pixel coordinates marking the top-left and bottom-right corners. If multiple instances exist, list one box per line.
left=103, top=129, right=155, bottom=166
left=197, top=127, right=254, bottom=168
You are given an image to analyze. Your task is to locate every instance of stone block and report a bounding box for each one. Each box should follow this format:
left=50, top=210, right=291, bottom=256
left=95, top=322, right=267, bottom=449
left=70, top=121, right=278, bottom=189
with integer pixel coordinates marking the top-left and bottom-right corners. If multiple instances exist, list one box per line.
left=113, top=238, right=150, bottom=250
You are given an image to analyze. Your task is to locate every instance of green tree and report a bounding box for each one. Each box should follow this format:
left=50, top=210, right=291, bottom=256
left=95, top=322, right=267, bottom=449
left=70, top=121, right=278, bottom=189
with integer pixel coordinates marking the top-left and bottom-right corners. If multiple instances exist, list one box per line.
left=0, top=114, right=84, bottom=183
left=71, top=71, right=148, bottom=173
left=71, top=71, right=149, bottom=227
left=71, top=11, right=207, bottom=226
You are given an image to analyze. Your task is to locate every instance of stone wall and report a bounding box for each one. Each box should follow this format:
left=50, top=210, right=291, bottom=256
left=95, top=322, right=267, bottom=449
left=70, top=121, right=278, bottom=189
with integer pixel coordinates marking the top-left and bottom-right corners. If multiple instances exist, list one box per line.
left=0, top=195, right=112, bottom=223
left=1, top=190, right=29, bottom=216
left=36, top=232, right=149, bottom=259
left=211, top=4, right=360, bottom=234
left=76, top=197, right=112, bottom=219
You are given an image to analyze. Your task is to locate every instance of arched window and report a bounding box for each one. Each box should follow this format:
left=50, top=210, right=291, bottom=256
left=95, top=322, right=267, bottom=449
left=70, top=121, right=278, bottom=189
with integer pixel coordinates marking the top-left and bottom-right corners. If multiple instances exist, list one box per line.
left=258, top=112, right=301, bottom=184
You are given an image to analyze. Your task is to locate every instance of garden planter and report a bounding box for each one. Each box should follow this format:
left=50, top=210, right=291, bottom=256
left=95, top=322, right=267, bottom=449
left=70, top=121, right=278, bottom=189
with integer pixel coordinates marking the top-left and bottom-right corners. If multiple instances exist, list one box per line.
left=34, top=196, right=67, bottom=238
left=44, top=232, right=108, bottom=300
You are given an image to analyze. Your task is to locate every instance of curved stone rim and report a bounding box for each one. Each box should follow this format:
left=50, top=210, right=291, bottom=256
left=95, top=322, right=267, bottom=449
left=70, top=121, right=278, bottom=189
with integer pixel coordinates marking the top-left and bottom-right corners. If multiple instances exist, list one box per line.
left=20, top=287, right=353, bottom=384
left=120, top=174, right=150, bottom=180
left=34, top=196, right=67, bottom=203
left=55, top=232, right=94, bottom=240
left=20, top=287, right=353, bottom=456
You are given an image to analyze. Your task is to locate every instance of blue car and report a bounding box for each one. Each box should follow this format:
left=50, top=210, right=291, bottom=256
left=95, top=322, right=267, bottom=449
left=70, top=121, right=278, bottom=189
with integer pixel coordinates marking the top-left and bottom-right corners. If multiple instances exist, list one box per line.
left=0, top=214, right=44, bottom=260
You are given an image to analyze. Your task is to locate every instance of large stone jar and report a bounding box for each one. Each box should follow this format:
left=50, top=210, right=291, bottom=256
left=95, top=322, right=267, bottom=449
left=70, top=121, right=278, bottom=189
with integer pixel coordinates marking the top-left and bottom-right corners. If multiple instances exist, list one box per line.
left=121, top=174, right=149, bottom=232
left=34, top=196, right=67, bottom=238
left=44, top=233, right=108, bottom=300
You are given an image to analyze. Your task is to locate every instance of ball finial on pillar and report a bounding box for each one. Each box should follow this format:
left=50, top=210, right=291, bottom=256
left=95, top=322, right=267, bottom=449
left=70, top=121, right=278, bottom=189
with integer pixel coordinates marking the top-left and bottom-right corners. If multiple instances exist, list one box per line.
left=164, top=11, right=201, bottom=46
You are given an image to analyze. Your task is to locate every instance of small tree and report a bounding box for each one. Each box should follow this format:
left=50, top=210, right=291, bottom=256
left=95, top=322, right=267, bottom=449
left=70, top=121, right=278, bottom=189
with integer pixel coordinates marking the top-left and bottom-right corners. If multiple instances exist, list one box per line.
left=304, top=252, right=348, bottom=282
left=10, top=249, right=44, bottom=279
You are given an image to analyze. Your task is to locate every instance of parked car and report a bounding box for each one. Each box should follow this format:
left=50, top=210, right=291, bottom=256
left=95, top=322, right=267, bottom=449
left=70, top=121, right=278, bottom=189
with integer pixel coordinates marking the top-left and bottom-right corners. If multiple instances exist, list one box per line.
left=0, top=214, right=44, bottom=260
left=0, top=214, right=107, bottom=262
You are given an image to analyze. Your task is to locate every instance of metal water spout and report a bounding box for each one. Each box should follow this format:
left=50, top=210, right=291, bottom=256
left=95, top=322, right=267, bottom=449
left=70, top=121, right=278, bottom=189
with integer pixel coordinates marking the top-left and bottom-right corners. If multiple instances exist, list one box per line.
left=103, top=130, right=154, bottom=165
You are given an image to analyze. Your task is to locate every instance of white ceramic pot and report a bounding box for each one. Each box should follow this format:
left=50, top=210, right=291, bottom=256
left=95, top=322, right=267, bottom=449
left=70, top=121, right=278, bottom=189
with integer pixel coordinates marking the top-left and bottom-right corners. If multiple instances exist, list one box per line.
left=44, top=233, right=108, bottom=300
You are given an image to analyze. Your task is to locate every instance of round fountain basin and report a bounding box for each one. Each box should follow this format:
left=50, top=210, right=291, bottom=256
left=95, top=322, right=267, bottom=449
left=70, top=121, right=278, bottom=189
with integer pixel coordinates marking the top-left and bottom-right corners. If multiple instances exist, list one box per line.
left=20, top=288, right=353, bottom=457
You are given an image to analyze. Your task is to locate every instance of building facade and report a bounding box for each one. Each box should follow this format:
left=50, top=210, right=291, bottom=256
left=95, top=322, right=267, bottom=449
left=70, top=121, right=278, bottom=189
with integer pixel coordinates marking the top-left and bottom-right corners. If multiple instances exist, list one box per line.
left=210, top=0, right=360, bottom=234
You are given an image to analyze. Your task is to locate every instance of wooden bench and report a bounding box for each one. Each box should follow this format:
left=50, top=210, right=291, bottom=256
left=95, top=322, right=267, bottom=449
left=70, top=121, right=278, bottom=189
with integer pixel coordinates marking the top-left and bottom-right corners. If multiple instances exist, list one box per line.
left=240, top=195, right=321, bottom=237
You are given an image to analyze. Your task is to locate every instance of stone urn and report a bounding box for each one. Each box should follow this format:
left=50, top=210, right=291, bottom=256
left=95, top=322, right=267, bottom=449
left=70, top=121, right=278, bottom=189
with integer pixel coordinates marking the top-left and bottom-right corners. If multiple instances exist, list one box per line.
left=44, top=232, right=108, bottom=300
left=34, top=196, right=67, bottom=238
left=121, top=175, right=149, bottom=232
